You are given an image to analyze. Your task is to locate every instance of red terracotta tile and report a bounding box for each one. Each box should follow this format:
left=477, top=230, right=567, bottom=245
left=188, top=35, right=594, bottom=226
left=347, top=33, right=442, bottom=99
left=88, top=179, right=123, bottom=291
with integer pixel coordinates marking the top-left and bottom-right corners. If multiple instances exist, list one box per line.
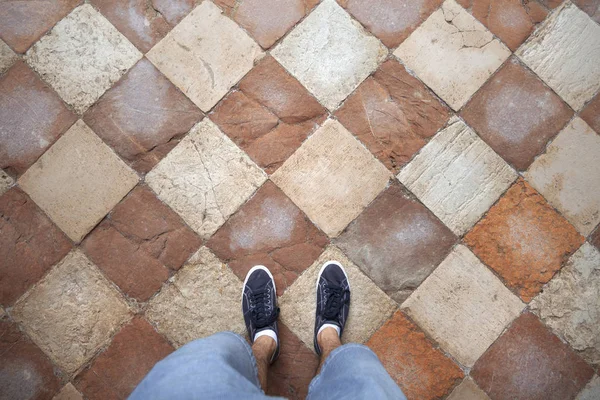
left=0, top=62, right=77, bottom=175
left=572, top=0, right=600, bottom=22
left=472, top=312, right=594, bottom=400
left=84, top=59, right=202, bottom=173
left=207, top=181, right=328, bottom=296
left=151, top=0, right=195, bottom=25
left=0, top=188, right=72, bottom=306
left=75, top=317, right=174, bottom=400
left=580, top=92, right=600, bottom=134
left=367, top=311, right=464, bottom=400
left=335, top=59, right=451, bottom=173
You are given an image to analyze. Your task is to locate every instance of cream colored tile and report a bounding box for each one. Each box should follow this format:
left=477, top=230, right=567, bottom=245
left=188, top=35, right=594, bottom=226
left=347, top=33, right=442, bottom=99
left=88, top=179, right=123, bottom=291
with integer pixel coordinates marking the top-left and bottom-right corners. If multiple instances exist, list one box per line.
left=53, top=383, right=83, bottom=400
left=447, top=377, right=490, bottom=400
left=0, top=169, right=14, bottom=196
left=0, top=39, right=18, bottom=74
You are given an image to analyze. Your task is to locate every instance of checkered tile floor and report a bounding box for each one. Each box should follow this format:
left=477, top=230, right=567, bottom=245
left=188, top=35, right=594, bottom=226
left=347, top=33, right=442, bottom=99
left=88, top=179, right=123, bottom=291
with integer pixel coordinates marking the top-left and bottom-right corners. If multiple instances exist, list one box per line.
left=1, top=1, right=599, bottom=399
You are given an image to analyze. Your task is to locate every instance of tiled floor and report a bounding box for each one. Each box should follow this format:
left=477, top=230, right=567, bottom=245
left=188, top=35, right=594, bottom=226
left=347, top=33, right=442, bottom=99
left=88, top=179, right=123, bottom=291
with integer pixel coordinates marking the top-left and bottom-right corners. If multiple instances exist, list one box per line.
left=1, top=0, right=599, bottom=399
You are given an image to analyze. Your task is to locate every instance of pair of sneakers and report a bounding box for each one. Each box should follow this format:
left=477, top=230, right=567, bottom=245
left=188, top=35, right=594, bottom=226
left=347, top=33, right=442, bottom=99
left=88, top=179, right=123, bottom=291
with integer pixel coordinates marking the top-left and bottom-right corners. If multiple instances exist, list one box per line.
left=242, top=262, right=351, bottom=362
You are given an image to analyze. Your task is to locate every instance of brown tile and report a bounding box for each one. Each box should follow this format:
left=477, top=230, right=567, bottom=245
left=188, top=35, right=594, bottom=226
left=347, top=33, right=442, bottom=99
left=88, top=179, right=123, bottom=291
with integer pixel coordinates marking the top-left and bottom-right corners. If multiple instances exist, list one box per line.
left=75, top=317, right=174, bottom=400
left=82, top=186, right=201, bottom=301
left=0, top=188, right=72, bottom=306
left=267, top=323, right=318, bottom=400
left=84, top=59, right=202, bottom=173
left=210, top=56, right=326, bottom=174
left=0, top=0, right=80, bottom=53
left=0, top=62, right=77, bottom=176
left=335, top=59, right=450, bottom=173
left=472, top=312, right=594, bottom=400
left=337, top=0, right=443, bottom=48
left=207, top=181, right=328, bottom=296
left=461, top=58, right=573, bottom=171
left=580, top=92, right=600, bottom=134
left=591, top=226, right=600, bottom=251
left=336, top=183, right=456, bottom=304
left=464, top=179, right=584, bottom=302
left=367, top=311, right=464, bottom=400
left=572, top=0, right=600, bottom=23
left=151, top=0, right=196, bottom=25
left=0, top=317, right=62, bottom=400
left=459, top=0, right=562, bottom=10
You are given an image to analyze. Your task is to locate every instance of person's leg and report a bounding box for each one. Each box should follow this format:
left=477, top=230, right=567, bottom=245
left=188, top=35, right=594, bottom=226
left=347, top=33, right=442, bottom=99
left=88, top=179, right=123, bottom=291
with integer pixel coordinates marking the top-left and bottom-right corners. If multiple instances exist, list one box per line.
left=316, top=327, right=341, bottom=374
left=252, top=335, right=277, bottom=390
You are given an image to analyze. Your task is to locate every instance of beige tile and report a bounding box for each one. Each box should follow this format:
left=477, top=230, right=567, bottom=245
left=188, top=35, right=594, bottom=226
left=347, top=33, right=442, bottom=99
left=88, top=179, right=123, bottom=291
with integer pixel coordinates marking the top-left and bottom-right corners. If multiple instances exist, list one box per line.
left=517, top=2, right=600, bottom=111
left=145, top=247, right=245, bottom=346
left=271, top=119, right=391, bottom=237
left=147, top=1, right=263, bottom=112
left=447, top=377, right=490, bottom=400
left=0, top=169, right=14, bottom=196
left=12, top=250, right=131, bottom=374
left=279, top=245, right=397, bottom=350
left=577, top=375, right=600, bottom=400
left=25, top=5, right=141, bottom=113
left=401, top=245, right=525, bottom=367
left=394, top=0, right=510, bottom=110
left=53, top=383, right=83, bottom=400
left=0, top=39, right=18, bottom=74
left=146, top=119, right=266, bottom=239
left=19, top=120, right=139, bottom=243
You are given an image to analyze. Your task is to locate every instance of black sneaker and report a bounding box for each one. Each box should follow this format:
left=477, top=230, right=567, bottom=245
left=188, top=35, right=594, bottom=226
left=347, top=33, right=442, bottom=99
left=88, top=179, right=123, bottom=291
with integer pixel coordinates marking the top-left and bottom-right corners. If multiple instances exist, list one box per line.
left=314, top=261, right=350, bottom=355
left=242, top=265, right=280, bottom=362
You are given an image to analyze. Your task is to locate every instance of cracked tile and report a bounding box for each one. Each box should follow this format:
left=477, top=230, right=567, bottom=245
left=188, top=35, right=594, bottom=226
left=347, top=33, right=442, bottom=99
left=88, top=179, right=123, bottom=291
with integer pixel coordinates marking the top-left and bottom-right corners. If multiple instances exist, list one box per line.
left=572, top=0, right=600, bottom=23
left=151, top=0, right=196, bottom=25
left=580, top=91, right=600, bottom=134
left=0, top=39, right=17, bottom=73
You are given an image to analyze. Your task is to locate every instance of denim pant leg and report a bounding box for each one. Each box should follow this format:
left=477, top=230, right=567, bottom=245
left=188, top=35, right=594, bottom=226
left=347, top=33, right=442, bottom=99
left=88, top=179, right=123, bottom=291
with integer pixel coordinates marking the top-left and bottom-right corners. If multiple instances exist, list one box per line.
left=307, top=344, right=407, bottom=400
left=129, top=331, right=282, bottom=400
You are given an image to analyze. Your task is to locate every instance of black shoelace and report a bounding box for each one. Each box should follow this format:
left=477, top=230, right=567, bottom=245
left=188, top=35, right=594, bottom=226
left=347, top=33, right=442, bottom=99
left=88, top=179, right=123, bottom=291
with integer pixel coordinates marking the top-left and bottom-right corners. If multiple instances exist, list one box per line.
left=323, top=285, right=349, bottom=320
left=250, top=289, right=279, bottom=329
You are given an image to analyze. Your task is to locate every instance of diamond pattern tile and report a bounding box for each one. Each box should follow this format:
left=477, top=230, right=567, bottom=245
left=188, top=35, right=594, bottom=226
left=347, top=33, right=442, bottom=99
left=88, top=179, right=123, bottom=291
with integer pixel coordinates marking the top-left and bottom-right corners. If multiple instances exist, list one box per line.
left=447, top=378, right=490, bottom=400
left=54, top=383, right=84, bottom=400
left=580, top=91, right=600, bottom=134
left=577, top=375, right=600, bottom=400
left=0, top=169, right=14, bottom=196
left=573, top=0, right=600, bottom=23
left=0, top=39, right=18, bottom=73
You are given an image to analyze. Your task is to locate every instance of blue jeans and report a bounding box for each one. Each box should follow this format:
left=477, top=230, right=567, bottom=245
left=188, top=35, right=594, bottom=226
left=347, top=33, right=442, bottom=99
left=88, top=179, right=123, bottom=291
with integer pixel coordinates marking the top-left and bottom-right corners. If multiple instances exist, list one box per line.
left=129, top=331, right=406, bottom=400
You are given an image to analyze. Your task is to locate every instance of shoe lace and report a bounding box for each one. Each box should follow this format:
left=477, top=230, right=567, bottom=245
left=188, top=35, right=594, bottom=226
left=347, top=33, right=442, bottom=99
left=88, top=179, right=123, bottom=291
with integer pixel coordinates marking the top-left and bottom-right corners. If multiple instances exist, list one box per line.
left=250, top=289, right=279, bottom=329
left=323, top=285, right=349, bottom=320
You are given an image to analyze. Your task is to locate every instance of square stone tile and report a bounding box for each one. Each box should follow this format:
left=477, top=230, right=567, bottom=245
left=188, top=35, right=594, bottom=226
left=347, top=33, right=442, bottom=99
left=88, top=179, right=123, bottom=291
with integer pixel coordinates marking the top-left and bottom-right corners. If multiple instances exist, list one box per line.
left=577, top=375, right=600, bottom=400
left=19, top=120, right=139, bottom=243
left=525, top=118, right=600, bottom=235
left=207, top=181, right=328, bottom=296
left=146, top=119, right=267, bottom=239
left=530, top=243, right=600, bottom=366
left=82, top=186, right=202, bottom=301
left=465, top=179, right=584, bottom=302
left=84, top=58, right=203, bottom=173
left=336, top=183, right=456, bottom=304
left=0, top=188, right=72, bottom=306
left=0, top=169, right=14, bottom=196
left=401, top=245, right=525, bottom=367
left=272, top=119, right=391, bottom=237
left=573, top=0, right=600, bottom=23
left=271, top=0, right=387, bottom=110
left=394, top=0, right=510, bottom=111
left=0, top=0, right=80, bottom=53
left=0, top=61, right=77, bottom=175
left=279, top=246, right=397, bottom=350
left=0, top=39, right=18, bottom=73
left=25, top=4, right=142, bottom=114
left=146, top=1, right=263, bottom=112
left=516, top=2, right=600, bottom=111
left=471, top=312, right=594, bottom=400
left=398, top=117, right=517, bottom=236
left=580, top=91, right=600, bottom=135
left=461, top=58, right=573, bottom=171
left=335, top=59, right=451, bottom=173
left=75, top=317, right=174, bottom=400
left=12, top=250, right=131, bottom=374
left=447, top=378, right=491, bottom=400
left=146, top=247, right=245, bottom=346
left=54, top=383, right=84, bottom=400
left=210, top=56, right=327, bottom=174
left=366, top=311, right=464, bottom=400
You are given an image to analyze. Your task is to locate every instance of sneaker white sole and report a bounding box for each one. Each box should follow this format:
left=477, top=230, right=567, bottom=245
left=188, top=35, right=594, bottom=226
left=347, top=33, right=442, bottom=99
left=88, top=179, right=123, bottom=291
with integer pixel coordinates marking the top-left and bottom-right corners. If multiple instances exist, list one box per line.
left=315, top=260, right=350, bottom=290
left=242, top=265, right=276, bottom=303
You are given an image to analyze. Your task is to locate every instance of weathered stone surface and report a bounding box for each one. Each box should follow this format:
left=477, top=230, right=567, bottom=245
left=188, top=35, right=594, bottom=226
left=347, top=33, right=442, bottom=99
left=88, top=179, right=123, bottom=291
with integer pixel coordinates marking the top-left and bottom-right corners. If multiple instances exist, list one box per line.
left=25, top=5, right=142, bottom=114
left=280, top=246, right=397, bottom=349
left=465, top=179, right=584, bottom=302
left=573, top=0, right=600, bottom=23
left=580, top=92, right=600, bottom=135
left=54, top=384, right=84, bottom=400
left=0, top=61, right=77, bottom=175
left=461, top=58, right=573, bottom=171
left=447, top=378, right=490, bottom=400
left=398, top=117, right=517, bottom=236
left=472, top=312, right=595, bottom=400
left=0, top=169, right=14, bottom=196
left=207, top=181, right=328, bottom=296
left=210, top=56, right=326, bottom=173
left=0, top=39, right=17, bottom=73
left=401, top=245, right=525, bottom=367
left=394, top=0, right=510, bottom=110
left=272, top=119, right=391, bottom=237
left=146, top=247, right=245, bottom=346
left=151, top=0, right=195, bottom=25
left=530, top=243, right=600, bottom=365
left=147, top=1, right=263, bottom=112
left=367, top=311, right=464, bottom=400
left=517, top=2, right=600, bottom=111
left=0, top=188, right=72, bottom=306
left=84, top=59, right=202, bottom=173
left=336, top=183, right=456, bottom=304
left=577, top=375, right=600, bottom=400
left=19, top=120, right=139, bottom=243
left=146, top=119, right=266, bottom=239
left=335, top=59, right=451, bottom=173
left=75, top=317, right=174, bottom=400
left=12, top=250, right=131, bottom=374
left=271, top=0, right=387, bottom=110
left=592, top=227, right=600, bottom=252
left=525, top=118, right=600, bottom=235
